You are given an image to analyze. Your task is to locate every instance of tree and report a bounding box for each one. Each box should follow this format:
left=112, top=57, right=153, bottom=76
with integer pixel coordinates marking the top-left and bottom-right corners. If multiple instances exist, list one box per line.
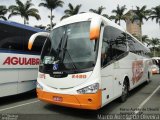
left=89, top=6, right=109, bottom=18
left=61, top=3, right=81, bottom=20
left=148, top=38, right=160, bottom=57
left=133, top=6, right=149, bottom=24
left=48, top=15, right=55, bottom=27
left=142, top=35, right=150, bottom=45
left=39, top=0, right=64, bottom=29
left=148, top=5, right=160, bottom=27
left=130, top=5, right=150, bottom=41
left=110, top=5, right=126, bottom=25
left=131, top=5, right=150, bottom=42
left=0, top=5, right=8, bottom=20
left=34, top=25, right=46, bottom=29
left=8, top=0, right=40, bottom=24
left=46, top=23, right=56, bottom=31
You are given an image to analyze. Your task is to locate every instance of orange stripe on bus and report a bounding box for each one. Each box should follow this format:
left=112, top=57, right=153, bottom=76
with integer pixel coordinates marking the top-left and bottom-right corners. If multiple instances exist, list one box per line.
left=37, top=89, right=102, bottom=110
left=90, top=27, right=100, bottom=40
left=28, top=41, right=33, bottom=50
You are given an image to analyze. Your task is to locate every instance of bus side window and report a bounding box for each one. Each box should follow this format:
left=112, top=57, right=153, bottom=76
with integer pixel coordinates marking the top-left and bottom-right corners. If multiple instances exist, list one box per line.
left=127, top=34, right=150, bottom=57
left=101, top=28, right=110, bottom=67
left=101, top=26, right=127, bottom=67
left=127, top=35, right=136, bottom=53
left=0, top=35, right=23, bottom=51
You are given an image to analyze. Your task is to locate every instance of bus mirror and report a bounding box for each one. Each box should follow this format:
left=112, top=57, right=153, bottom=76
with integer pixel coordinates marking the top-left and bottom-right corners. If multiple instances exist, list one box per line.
left=90, top=18, right=102, bottom=40
left=28, top=32, right=49, bottom=50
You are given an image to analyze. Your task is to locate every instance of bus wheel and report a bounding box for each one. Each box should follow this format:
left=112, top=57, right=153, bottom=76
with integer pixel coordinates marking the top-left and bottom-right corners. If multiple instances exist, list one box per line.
left=146, top=72, right=151, bottom=84
left=119, top=80, right=128, bottom=102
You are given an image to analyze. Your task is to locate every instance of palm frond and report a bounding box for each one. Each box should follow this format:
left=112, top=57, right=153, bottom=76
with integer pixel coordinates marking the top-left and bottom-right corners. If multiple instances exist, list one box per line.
left=61, top=3, right=81, bottom=20
left=68, top=3, right=74, bottom=10
left=25, top=0, right=34, bottom=10
left=27, top=8, right=39, bottom=13
left=39, top=3, right=48, bottom=8
left=89, top=6, right=106, bottom=15
left=8, top=5, right=19, bottom=12
left=8, top=0, right=40, bottom=24
left=89, top=9, right=97, bottom=14
left=61, top=14, right=70, bottom=20
left=28, top=12, right=41, bottom=20
left=111, top=5, right=127, bottom=25
left=148, top=5, right=160, bottom=25
left=0, top=15, right=7, bottom=20
left=16, top=0, right=24, bottom=9
left=0, top=5, right=8, bottom=15
left=8, top=12, right=20, bottom=19
left=102, top=14, right=109, bottom=19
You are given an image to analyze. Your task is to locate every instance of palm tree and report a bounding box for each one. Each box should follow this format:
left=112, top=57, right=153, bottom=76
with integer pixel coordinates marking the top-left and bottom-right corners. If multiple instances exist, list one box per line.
left=131, top=5, right=150, bottom=42
left=148, top=38, right=160, bottom=57
left=142, top=35, right=150, bottom=45
left=89, top=6, right=109, bottom=18
left=39, top=0, right=64, bottom=29
left=110, top=5, right=126, bottom=25
left=0, top=5, right=8, bottom=20
left=8, top=0, right=40, bottom=24
left=148, top=5, right=160, bottom=27
left=48, top=15, right=54, bottom=27
left=61, top=3, right=81, bottom=20
left=133, top=6, right=149, bottom=25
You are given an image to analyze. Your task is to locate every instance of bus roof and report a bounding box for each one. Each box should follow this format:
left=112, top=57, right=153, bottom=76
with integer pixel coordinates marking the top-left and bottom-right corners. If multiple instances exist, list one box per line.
left=0, top=20, right=44, bottom=32
left=55, top=13, right=150, bottom=52
left=54, top=13, right=125, bottom=31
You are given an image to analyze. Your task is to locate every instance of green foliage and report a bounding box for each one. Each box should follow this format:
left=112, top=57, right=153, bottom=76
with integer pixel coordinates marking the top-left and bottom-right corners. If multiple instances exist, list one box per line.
left=89, top=6, right=109, bottom=19
left=0, top=5, right=8, bottom=20
left=109, top=4, right=127, bottom=25
left=39, top=0, right=64, bottom=29
left=8, top=0, right=40, bottom=24
left=132, top=5, right=150, bottom=25
left=39, top=0, right=64, bottom=10
left=148, top=38, right=160, bottom=57
left=61, top=3, right=81, bottom=20
left=148, top=5, right=160, bottom=26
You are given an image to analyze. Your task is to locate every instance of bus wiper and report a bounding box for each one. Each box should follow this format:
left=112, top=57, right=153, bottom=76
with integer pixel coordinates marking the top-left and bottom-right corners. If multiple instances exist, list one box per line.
left=54, top=35, right=64, bottom=60
left=57, top=35, right=63, bottom=53
left=62, top=35, right=77, bottom=70
left=65, top=48, right=77, bottom=70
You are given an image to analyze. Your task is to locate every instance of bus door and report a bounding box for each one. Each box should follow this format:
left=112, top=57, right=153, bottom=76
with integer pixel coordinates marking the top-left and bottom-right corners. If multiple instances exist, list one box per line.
left=101, top=65, right=114, bottom=105
left=101, top=25, right=129, bottom=104
left=101, top=26, right=114, bottom=105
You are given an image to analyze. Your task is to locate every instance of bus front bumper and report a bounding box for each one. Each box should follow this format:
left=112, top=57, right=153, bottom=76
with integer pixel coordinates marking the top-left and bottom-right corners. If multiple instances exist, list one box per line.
left=37, top=89, right=101, bottom=110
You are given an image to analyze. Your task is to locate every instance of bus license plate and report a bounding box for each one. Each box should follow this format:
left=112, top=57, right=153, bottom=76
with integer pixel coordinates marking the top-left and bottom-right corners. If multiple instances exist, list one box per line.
left=53, top=96, right=63, bottom=102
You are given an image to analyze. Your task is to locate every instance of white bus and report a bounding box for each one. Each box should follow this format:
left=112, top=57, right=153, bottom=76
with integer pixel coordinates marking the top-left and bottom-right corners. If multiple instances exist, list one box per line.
left=28, top=13, right=152, bottom=110
left=0, top=20, right=45, bottom=97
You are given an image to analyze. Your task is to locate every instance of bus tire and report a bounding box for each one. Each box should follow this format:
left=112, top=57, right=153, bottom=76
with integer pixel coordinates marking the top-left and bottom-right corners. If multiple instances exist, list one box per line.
left=119, top=80, right=129, bottom=102
left=146, top=72, right=151, bottom=84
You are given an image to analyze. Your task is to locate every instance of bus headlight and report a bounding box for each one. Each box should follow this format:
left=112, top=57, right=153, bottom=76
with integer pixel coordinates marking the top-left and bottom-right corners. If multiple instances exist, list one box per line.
left=36, top=82, right=43, bottom=90
left=77, top=83, right=99, bottom=94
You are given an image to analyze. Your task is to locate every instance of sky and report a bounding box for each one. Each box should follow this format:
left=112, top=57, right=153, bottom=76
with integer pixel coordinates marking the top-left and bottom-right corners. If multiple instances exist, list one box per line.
left=1, top=0, right=160, bottom=38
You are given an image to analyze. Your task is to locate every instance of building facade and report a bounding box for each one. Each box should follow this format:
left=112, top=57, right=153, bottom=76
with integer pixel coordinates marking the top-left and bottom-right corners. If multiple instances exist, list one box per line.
left=125, top=10, right=141, bottom=39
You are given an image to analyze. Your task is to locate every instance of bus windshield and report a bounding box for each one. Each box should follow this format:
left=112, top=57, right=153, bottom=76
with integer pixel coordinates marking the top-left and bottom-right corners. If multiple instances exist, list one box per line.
left=40, top=21, right=99, bottom=73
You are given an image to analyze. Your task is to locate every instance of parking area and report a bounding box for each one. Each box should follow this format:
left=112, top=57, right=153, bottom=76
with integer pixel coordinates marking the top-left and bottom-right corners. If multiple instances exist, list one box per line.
left=0, top=75, right=160, bottom=120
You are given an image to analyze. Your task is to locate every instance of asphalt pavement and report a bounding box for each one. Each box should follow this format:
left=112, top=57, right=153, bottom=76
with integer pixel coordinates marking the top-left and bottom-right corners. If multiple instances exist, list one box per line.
left=0, top=75, right=160, bottom=120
